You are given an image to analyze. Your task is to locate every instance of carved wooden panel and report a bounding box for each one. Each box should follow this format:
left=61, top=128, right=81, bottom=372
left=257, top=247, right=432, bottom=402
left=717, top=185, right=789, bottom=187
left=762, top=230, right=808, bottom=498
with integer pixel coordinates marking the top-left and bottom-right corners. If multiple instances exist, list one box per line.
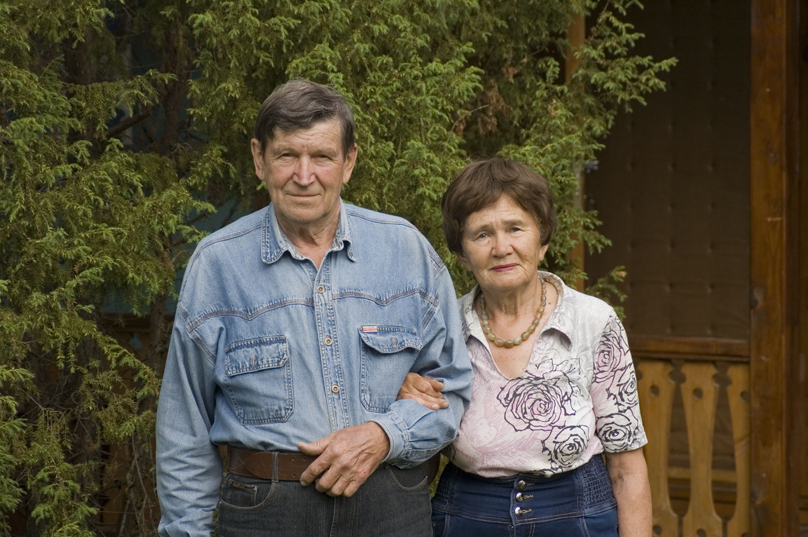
left=636, top=358, right=751, bottom=537
left=637, top=360, right=678, bottom=536
left=726, top=364, right=750, bottom=537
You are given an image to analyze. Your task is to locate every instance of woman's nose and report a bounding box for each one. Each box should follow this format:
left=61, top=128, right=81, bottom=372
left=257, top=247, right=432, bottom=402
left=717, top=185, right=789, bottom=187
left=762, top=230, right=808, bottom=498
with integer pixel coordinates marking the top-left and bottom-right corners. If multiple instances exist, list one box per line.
left=492, top=235, right=511, bottom=256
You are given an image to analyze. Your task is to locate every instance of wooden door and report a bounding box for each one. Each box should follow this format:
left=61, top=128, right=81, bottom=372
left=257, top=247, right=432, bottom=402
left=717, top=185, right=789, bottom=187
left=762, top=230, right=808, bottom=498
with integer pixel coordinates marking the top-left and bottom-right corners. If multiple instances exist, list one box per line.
left=586, top=0, right=804, bottom=535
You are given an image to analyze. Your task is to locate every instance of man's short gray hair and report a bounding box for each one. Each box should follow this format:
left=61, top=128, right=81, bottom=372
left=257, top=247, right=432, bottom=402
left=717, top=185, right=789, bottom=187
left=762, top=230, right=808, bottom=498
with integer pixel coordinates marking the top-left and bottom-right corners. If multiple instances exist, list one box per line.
left=253, top=79, right=356, bottom=156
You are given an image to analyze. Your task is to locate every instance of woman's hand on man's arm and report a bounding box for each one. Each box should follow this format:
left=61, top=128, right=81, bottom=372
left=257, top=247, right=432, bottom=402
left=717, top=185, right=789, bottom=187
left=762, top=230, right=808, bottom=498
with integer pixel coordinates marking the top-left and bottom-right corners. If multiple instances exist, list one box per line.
left=397, top=372, right=449, bottom=410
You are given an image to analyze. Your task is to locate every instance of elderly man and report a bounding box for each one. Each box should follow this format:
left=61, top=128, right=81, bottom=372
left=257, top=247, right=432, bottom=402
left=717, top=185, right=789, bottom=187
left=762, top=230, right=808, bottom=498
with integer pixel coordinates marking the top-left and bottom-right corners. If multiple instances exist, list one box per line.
left=155, top=79, right=472, bottom=537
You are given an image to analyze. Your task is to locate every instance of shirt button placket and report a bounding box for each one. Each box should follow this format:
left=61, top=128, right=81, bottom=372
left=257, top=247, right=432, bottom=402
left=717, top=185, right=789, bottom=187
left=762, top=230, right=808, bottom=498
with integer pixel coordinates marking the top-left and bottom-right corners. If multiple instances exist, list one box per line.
left=315, top=280, right=339, bottom=427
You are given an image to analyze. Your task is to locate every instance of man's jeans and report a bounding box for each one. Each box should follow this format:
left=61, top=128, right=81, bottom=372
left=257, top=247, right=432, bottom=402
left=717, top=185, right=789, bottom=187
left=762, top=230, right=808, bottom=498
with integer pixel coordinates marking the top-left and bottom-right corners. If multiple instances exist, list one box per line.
left=217, top=465, right=432, bottom=536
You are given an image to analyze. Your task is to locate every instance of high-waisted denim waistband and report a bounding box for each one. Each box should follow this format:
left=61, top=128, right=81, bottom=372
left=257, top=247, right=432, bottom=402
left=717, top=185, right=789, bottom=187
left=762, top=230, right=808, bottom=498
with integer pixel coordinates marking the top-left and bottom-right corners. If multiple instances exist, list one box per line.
left=431, top=455, right=618, bottom=536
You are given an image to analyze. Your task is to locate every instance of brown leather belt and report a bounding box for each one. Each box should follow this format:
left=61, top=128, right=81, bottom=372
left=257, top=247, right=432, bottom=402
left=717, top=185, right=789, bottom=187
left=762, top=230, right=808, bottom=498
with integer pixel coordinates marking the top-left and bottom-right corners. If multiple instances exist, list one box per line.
left=227, top=446, right=441, bottom=484
left=227, top=446, right=316, bottom=481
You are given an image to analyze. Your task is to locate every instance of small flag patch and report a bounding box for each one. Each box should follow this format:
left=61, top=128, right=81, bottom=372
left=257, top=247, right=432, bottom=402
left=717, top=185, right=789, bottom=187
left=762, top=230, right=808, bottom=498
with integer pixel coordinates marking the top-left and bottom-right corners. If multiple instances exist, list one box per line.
left=361, top=326, right=378, bottom=333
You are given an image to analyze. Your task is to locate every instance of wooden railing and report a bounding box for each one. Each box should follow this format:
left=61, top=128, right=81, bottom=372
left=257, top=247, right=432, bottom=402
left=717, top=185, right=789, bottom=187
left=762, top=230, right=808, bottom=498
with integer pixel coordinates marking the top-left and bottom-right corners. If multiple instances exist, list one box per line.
left=633, top=337, right=751, bottom=537
left=98, top=326, right=764, bottom=536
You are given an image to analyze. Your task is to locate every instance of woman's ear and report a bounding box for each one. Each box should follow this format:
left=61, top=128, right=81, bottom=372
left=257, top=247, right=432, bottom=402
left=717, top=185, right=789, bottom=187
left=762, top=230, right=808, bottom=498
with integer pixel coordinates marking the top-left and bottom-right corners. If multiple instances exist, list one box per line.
left=536, top=242, right=549, bottom=264
left=456, top=250, right=473, bottom=272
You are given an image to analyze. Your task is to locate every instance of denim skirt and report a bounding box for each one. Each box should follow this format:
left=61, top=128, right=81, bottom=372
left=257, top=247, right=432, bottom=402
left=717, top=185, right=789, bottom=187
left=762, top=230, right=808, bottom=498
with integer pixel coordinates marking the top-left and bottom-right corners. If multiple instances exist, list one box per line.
left=431, top=456, right=618, bottom=537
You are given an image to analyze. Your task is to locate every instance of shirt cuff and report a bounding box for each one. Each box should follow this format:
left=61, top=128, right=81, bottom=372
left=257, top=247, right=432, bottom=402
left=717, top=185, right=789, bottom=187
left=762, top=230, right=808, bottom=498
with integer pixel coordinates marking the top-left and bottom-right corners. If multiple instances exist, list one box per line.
left=368, top=413, right=407, bottom=462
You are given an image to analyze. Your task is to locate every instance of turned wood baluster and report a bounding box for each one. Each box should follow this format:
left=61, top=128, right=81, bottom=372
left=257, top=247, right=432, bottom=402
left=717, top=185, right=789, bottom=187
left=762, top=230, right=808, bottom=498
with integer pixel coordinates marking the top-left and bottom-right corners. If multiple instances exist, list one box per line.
left=726, top=364, right=750, bottom=537
left=681, top=362, right=723, bottom=537
left=637, top=360, right=678, bottom=536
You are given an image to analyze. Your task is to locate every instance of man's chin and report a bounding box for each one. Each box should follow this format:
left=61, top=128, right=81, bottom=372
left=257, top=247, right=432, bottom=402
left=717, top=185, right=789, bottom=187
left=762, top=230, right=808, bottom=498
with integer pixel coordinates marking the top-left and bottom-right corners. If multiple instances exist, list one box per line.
left=275, top=205, right=341, bottom=230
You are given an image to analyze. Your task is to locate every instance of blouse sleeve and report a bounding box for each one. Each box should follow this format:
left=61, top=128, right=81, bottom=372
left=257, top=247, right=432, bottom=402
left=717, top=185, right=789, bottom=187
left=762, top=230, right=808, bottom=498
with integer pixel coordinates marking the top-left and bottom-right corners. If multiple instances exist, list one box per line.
left=589, top=314, right=648, bottom=453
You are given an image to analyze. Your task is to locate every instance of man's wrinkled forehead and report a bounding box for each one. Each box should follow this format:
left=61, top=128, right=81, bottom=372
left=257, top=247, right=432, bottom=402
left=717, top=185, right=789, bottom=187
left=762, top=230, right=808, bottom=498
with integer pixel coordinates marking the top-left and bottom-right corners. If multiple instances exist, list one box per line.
left=259, top=120, right=352, bottom=158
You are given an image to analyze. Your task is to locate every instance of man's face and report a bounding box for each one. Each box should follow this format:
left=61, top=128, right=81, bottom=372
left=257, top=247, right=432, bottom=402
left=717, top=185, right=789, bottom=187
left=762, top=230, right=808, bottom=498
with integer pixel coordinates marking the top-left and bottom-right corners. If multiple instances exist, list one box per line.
left=251, top=119, right=357, bottom=235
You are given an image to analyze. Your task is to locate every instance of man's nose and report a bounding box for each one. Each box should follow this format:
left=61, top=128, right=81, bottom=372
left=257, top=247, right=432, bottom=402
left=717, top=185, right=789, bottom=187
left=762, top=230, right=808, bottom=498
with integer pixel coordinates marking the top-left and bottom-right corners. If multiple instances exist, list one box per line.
left=293, top=157, right=315, bottom=185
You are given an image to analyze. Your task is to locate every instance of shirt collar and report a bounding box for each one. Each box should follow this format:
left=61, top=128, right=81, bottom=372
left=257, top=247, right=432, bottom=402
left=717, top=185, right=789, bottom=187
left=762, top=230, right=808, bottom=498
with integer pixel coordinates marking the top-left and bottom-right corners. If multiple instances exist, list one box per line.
left=261, top=199, right=355, bottom=264
left=538, top=271, right=574, bottom=344
left=459, top=270, right=574, bottom=346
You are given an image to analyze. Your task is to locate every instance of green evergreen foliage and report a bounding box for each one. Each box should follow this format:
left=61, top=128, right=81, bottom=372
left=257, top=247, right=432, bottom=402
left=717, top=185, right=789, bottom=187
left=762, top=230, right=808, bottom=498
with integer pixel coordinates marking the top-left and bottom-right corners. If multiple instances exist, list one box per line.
left=0, top=0, right=673, bottom=534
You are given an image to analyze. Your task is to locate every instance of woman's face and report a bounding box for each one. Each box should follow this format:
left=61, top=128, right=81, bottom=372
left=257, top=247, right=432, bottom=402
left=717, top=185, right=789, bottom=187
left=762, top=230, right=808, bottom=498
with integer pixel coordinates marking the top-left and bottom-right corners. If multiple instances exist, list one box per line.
left=458, top=194, right=548, bottom=296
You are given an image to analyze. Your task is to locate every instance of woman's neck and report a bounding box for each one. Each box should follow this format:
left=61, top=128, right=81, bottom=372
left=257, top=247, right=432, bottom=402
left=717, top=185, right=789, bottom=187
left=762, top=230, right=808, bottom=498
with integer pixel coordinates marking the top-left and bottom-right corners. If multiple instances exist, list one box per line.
left=480, top=274, right=544, bottom=318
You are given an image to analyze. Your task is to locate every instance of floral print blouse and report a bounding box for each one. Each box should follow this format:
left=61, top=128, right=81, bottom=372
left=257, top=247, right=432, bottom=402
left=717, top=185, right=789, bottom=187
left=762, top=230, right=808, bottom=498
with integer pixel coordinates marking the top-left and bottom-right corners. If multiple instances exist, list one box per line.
left=446, top=271, right=647, bottom=478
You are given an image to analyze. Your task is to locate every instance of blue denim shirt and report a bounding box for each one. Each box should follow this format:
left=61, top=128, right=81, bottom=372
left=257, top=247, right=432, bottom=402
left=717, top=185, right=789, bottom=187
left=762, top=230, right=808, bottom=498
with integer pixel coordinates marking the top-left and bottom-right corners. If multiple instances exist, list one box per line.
left=156, top=201, right=472, bottom=537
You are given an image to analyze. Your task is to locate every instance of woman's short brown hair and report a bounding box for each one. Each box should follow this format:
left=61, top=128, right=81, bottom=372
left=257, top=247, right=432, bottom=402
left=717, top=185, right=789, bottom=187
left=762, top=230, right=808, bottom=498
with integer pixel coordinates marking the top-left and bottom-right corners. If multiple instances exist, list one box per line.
left=441, top=158, right=556, bottom=254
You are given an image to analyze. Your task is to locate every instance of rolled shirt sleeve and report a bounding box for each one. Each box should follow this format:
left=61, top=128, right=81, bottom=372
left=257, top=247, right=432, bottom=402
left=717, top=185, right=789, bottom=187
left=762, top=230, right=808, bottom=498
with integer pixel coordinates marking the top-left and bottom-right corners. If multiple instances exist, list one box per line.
left=370, top=265, right=472, bottom=466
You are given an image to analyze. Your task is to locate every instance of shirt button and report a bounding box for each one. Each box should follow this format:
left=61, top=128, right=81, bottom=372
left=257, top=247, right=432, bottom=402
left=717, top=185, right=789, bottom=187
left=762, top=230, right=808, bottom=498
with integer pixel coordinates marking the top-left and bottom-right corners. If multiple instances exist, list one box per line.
left=331, top=385, right=340, bottom=394
left=514, top=507, right=525, bottom=516
left=517, top=480, right=527, bottom=490
left=317, top=285, right=325, bottom=294
left=324, top=336, right=333, bottom=345
left=515, top=492, right=524, bottom=502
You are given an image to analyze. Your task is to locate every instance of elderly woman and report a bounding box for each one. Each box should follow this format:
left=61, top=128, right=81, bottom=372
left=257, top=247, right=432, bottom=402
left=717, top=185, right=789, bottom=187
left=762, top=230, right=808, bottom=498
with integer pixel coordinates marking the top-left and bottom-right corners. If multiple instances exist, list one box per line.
left=400, top=159, right=652, bottom=537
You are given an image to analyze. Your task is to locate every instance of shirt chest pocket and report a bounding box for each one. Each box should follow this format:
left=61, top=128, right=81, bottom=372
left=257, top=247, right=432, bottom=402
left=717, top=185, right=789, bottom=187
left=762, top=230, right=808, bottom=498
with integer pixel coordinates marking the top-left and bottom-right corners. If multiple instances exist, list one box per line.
left=223, top=337, right=292, bottom=424
left=359, top=326, right=423, bottom=413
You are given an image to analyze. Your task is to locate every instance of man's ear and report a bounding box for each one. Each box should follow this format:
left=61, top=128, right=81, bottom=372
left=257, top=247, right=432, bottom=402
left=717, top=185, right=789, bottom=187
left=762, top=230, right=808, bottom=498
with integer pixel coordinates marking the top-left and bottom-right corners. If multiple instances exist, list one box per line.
left=341, top=144, right=358, bottom=185
left=251, top=138, right=265, bottom=179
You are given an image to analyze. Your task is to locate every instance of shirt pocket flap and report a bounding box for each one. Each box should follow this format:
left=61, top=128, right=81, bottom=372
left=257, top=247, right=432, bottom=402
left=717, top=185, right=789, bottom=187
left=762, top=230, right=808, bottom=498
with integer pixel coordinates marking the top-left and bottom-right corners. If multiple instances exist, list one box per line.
left=225, top=337, right=289, bottom=377
left=358, top=326, right=423, bottom=354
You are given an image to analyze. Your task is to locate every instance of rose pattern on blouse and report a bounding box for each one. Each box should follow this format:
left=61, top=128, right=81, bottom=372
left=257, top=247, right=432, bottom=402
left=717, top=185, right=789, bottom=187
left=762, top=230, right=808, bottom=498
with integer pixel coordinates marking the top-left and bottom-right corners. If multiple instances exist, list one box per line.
left=497, top=372, right=579, bottom=433
left=544, top=425, right=589, bottom=471
left=596, top=412, right=640, bottom=449
left=593, top=315, right=630, bottom=385
left=607, top=364, right=639, bottom=411
left=451, top=277, right=647, bottom=478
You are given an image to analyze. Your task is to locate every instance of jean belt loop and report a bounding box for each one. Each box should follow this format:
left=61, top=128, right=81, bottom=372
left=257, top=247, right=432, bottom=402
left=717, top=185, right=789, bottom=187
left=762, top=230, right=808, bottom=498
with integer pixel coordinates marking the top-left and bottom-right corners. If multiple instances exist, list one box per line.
left=272, top=452, right=279, bottom=483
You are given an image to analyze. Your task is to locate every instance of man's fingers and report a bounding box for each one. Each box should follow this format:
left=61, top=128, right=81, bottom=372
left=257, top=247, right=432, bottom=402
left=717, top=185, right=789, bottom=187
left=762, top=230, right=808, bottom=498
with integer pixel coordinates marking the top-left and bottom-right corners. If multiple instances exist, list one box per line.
left=298, top=438, right=326, bottom=456
left=314, top=469, right=339, bottom=494
left=341, top=477, right=362, bottom=498
left=317, top=472, right=352, bottom=497
left=298, top=423, right=388, bottom=494
left=298, top=438, right=332, bottom=485
left=299, top=458, right=327, bottom=486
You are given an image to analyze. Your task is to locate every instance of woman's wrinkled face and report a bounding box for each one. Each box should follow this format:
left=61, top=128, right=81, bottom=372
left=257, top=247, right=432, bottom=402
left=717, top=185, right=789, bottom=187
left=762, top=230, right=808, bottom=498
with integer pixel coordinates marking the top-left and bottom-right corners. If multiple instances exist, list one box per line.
left=458, top=194, right=548, bottom=296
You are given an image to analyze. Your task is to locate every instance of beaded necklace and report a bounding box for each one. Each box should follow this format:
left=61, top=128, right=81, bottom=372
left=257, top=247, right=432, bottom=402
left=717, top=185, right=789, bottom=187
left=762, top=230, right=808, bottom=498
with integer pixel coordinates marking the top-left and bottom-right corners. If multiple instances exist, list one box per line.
left=479, top=278, right=547, bottom=348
